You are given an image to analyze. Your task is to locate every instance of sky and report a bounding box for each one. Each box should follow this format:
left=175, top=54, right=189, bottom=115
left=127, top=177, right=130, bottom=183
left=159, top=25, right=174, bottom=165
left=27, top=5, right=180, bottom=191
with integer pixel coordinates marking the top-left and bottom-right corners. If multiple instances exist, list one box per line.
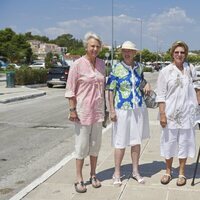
left=1, top=0, right=200, bottom=52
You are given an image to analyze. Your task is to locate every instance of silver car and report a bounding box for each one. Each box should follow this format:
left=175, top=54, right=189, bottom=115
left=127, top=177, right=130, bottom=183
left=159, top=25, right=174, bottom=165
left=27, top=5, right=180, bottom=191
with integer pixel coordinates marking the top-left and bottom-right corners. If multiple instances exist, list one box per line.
left=29, top=61, right=45, bottom=69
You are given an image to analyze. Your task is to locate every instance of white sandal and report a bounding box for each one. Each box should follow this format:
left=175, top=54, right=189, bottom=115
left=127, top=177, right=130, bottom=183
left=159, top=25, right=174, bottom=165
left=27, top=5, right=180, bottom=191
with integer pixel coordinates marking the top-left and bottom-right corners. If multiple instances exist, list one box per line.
left=132, top=173, right=145, bottom=184
left=112, top=175, right=124, bottom=186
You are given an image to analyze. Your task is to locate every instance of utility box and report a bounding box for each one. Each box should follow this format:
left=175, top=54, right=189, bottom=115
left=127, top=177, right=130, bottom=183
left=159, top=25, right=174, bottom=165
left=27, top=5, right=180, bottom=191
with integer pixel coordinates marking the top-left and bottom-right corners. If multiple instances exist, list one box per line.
left=6, top=71, right=15, bottom=88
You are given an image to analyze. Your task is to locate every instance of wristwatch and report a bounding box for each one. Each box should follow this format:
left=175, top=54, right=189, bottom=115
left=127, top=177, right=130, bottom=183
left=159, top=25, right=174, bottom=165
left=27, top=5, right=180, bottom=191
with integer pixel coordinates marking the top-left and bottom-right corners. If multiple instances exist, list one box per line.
left=69, top=108, right=76, bottom=112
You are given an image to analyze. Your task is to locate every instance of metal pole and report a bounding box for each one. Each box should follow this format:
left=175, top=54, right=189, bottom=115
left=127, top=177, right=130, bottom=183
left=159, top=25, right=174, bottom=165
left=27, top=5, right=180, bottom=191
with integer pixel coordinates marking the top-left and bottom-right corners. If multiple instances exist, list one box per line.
left=134, top=18, right=142, bottom=63
left=156, top=35, right=158, bottom=66
left=140, top=19, right=142, bottom=63
left=111, top=0, right=114, bottom=65
left=191, top=147, right=200, bottom=186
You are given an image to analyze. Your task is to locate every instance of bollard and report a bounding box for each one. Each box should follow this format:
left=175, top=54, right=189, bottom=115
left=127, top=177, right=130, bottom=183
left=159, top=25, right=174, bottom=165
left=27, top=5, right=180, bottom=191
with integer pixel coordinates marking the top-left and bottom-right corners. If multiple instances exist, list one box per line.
left=6, top=71, right=15, bottom=88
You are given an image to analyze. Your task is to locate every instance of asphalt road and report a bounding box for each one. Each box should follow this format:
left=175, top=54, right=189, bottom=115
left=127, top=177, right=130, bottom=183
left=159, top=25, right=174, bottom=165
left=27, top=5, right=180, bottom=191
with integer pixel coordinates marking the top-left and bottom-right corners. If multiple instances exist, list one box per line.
left=0, top=86, right=75, bottom=200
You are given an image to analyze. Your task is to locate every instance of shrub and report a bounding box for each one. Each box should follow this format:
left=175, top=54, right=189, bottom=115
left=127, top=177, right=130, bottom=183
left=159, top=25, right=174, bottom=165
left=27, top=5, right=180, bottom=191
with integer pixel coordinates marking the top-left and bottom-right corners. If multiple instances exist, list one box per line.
left=143, top=67, right=153, bottom=72
left=15, top=67, right=48, bottom=85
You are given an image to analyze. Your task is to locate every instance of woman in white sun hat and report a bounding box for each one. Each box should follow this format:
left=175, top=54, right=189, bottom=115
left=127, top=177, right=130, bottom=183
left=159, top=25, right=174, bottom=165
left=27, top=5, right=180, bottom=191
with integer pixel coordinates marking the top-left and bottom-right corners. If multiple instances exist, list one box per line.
left=106, top=40, right=151, bottom=186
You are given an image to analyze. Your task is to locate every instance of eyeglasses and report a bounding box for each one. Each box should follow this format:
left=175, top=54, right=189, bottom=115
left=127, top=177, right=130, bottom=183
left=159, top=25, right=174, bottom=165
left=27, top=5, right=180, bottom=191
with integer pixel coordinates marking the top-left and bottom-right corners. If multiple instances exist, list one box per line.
left=174, top=51, right=185, bottom=55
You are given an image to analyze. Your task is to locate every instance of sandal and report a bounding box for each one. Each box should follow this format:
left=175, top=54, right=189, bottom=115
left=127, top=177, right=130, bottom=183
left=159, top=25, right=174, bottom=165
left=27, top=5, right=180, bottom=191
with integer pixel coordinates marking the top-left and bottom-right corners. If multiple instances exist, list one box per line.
left=132, top=173, right=145, bottom=184
left=74, top=181, right=87, bottom=193
left=160, top=174, right=172, bottom=185
left=89, top=176, right=101, bottom=188
left=112, top=175, right=122, bottom=186
left=176, top=175, right=187, bottom=186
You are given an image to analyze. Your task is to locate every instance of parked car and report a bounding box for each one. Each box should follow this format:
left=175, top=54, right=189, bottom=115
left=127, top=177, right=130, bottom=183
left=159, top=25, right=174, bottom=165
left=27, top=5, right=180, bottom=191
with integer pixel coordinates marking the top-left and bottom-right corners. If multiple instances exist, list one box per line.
left=29, top=61, right=45, bottom=69
left=47, top=65, right=70, bottom=88
left=195, top=65, right=200, bottom=77
left=7, top=63, right=21, bottom=69
left=0, top=60, right=8, bottom=69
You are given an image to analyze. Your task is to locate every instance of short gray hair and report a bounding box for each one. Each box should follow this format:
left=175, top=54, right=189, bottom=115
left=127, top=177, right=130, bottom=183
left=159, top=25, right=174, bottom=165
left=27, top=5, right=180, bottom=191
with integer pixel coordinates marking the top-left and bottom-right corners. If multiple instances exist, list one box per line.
left=83, top=32, right=102, bottom=49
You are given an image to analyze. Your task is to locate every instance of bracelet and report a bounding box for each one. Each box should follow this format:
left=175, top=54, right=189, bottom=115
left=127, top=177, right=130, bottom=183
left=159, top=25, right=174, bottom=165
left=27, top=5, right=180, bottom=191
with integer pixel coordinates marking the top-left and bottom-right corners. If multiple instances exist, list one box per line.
left=69, top=108, right=76, bottom=112
left=160, top=112, right=165, bottom=115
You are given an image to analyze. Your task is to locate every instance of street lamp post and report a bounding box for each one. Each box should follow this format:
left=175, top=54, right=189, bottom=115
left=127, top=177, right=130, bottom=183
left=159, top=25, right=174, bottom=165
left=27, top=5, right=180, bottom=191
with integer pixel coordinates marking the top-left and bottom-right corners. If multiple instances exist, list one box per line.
left=134, top=18, right=143, bottom=63
left=111, top=0, right=114, bottom=65
left=139, top=19, right=142, bottom=63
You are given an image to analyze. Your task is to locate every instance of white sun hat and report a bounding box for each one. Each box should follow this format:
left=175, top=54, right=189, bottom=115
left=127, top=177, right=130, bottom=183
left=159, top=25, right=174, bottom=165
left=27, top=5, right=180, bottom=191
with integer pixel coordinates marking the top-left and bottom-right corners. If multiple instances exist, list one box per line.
left=121, top=41, right=138, bottom=51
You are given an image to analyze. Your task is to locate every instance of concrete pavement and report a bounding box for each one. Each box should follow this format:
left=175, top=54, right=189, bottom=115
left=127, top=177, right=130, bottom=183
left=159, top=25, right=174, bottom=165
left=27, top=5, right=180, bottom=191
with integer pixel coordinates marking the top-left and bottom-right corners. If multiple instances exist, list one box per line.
left=12, top=108, right=199, bottom=200
left=1, top=73, right=200, bottom=200
left=0, top=74, right=46, bottom=103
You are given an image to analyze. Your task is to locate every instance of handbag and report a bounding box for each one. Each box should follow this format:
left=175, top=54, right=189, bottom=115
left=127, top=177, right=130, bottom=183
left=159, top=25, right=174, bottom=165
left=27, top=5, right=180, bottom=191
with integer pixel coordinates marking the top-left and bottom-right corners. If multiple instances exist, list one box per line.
left=143, top=90, right=158, bottom=109
left=139, top=79, right=158, bottom=109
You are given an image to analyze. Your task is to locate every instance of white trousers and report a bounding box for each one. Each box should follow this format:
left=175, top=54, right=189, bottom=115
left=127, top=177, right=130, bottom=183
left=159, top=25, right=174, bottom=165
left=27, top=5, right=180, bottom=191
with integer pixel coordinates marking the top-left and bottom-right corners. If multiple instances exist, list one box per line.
left=160, top=128, right=196, bottom=159
left=74, top=122, right=102, bottom=159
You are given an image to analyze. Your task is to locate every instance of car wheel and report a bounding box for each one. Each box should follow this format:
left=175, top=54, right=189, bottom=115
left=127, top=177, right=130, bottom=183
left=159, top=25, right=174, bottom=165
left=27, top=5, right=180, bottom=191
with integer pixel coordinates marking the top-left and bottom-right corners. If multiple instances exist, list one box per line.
left=47, top=83, right=53, bottom=88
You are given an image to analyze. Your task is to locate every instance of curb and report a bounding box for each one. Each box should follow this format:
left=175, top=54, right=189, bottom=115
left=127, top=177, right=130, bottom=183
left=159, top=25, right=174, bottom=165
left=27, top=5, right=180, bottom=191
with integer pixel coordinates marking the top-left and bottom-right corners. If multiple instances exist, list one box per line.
left=0, top=91, right=46, bottom=103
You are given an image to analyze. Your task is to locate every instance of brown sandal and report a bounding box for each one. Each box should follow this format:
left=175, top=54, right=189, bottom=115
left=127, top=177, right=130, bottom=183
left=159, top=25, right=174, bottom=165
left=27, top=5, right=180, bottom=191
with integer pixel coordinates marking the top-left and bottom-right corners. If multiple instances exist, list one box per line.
left=176, top=175, right=186, bottom=186
left=89, top=176, right=101, bottom=188
left=160, top=174, right=172, bottom=185
left=74, top=181, right=87, bottom=193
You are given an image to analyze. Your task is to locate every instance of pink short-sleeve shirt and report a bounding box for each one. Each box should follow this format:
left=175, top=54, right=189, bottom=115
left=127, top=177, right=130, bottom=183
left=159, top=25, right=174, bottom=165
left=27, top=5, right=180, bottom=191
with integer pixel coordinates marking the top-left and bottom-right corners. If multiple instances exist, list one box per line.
left=65, top=56, right=105, bottom=125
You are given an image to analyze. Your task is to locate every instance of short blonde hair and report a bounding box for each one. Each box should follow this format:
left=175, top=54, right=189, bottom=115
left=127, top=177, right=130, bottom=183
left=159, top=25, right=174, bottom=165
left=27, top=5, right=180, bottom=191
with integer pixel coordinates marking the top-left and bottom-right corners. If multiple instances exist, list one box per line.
left=83, top=32, right=102, bottom=49
left=170, top=41, right=189, bottom=59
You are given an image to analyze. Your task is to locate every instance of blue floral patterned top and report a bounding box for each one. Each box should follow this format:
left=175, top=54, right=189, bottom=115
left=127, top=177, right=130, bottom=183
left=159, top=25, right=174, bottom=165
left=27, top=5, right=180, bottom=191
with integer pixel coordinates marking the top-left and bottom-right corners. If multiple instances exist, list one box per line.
left=106, top=61, right=146, bottom=109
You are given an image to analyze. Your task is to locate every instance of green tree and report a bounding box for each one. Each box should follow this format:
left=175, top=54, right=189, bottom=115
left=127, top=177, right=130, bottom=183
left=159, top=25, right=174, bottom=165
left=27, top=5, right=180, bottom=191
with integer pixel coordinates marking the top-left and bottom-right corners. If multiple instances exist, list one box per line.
left=51, top=34, right=83, bottom=54
left=141, top=49, right=157, bottom=63
left=98, top=48, right=110, bottom=59
left=0, top=28, right=32, bottom=63
left=24, top=32, right=49, bottom=43
left=45, top=52, right=54, bottom=68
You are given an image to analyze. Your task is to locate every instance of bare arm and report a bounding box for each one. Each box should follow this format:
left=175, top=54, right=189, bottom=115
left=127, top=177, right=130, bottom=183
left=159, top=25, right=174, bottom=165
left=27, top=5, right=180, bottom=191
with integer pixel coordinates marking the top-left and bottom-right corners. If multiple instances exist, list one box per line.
left=108, top=90, right=117, bottom=122
left=68, top=97, right=79, bottom=122
left=195, top=88, right=200, bottom=104
left=158, top=102, right=167, bottom=128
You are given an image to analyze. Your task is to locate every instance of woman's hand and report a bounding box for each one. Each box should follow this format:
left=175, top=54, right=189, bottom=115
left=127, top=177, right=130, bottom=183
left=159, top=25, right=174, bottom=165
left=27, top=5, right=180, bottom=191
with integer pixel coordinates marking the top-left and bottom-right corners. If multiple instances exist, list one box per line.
left=160, top=112, right=167, bottom=128
left=143, top=82, right=151, bottom=95
left=68, top=111, right=80, bottom=122
left=110, top=110, right=117, bottom=122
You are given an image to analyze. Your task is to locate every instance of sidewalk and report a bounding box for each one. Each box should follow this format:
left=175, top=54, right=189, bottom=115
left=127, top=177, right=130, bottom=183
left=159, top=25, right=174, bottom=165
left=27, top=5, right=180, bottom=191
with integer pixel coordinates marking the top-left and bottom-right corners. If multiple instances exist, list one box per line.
left=0, top=74, right=46, bottom=103
left=10, top=108, right=200, bottom=200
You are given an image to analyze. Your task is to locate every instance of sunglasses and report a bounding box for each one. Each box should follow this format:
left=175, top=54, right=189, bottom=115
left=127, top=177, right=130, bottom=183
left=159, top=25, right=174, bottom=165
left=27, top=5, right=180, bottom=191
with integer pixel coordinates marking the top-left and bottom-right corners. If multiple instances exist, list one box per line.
left=174, top=51, right=185, bottom=55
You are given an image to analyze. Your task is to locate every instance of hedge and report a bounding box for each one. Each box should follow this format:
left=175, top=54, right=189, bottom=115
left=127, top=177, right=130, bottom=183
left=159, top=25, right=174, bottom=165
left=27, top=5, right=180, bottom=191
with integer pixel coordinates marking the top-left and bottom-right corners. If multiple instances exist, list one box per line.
left=14, top=67, right=48, bottom=85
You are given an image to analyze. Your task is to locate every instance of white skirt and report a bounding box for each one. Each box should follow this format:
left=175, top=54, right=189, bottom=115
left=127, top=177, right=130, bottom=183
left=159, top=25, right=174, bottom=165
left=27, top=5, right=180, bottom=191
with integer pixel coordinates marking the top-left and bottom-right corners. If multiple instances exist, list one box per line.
left=112, top=108, right=150, bottom=148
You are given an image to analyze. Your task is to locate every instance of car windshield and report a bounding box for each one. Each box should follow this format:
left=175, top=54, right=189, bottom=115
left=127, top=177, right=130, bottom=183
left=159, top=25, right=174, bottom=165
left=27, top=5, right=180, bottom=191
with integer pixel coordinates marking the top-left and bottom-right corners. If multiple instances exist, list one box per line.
left=33, top=62, right=43, bottom=65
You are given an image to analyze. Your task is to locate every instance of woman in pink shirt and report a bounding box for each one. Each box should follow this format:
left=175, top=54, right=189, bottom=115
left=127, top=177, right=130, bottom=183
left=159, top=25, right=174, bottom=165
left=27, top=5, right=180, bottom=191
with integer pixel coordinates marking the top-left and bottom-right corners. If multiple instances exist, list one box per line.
left=65, top=32, right=105, bottom=193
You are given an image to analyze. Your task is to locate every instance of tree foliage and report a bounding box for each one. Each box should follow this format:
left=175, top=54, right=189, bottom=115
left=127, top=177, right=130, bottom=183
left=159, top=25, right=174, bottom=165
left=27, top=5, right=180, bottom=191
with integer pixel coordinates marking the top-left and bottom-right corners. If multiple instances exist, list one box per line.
left=0, top=28, right=32, bottom=63
left=45, top=52, right=54, bottom=69
left=50, top=34, right=83, bottom=54
left=24, top=32, right=49, bottom=43
left=1, top=28, right=200, bottom=65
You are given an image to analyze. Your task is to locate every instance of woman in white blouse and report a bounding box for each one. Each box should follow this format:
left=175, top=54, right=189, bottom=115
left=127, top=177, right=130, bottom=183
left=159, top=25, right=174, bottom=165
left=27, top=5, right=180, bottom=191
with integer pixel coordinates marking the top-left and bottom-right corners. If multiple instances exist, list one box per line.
left=156, top=41, right=200, bottom=186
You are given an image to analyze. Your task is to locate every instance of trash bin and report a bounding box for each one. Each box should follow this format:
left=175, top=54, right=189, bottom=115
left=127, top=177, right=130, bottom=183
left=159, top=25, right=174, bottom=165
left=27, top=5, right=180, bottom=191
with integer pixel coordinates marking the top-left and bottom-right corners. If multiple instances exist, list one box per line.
left=6, top=71, right=15, bottom=88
